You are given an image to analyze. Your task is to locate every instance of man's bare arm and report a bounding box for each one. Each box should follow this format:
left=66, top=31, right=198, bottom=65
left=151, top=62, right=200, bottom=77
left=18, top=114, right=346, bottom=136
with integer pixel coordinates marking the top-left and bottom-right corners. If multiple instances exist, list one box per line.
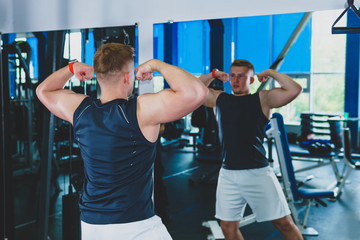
left=259, top=69, right=302, bottom=110
left=136, top=60, right=209, bottom=142
left=198, top=70, right=228, bottom=108
left=36, top=62, right=93, bottom=124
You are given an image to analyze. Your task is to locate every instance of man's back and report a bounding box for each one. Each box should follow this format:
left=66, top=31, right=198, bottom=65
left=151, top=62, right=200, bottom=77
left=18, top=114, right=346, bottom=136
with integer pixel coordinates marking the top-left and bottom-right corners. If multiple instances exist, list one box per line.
left=36, top=43, right=208, bottom=239
left=73, top=97, right=156, bottom=224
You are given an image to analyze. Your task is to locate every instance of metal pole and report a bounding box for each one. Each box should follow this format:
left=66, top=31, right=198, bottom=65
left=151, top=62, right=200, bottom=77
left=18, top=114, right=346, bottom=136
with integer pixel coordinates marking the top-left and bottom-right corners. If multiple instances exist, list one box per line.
left=12, top=44, right=34, bottom=168
left=0, top=31, right=4, bottom=240
left=37, top=31, right=62, bottom=240
left=37, top=110, right=55, bottom=240
left=1, top=32, right=15, bottom=240
left=257, top=12, right=312, bottom=91
left=0, top=30, right=4, bottom=240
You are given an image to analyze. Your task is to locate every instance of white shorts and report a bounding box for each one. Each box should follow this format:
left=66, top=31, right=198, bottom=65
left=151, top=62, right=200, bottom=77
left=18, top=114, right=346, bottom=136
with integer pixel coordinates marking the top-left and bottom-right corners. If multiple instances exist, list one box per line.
left=81, top=215, right=172, bottom=240
left=215, top=166, right=290, bottom=222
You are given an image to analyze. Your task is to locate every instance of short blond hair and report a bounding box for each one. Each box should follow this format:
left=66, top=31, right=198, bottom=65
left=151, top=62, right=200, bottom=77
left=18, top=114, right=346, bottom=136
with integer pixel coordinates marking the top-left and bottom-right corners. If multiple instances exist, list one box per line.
left=93, top=43, right=134, bottom=75
left=231, top=59, right=255, bottom=73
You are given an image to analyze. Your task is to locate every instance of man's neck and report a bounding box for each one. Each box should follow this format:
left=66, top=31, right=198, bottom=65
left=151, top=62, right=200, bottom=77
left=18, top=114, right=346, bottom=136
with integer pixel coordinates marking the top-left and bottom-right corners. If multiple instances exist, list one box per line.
left=233, top=91, right=250, bottom=96
left=99, top=88, right=128, bottom=104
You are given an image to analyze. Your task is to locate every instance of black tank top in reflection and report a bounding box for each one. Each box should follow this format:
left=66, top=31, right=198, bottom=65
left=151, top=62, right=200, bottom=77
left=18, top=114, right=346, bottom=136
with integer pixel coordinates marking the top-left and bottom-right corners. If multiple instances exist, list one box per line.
left=216, top=92, right=269, bottom=170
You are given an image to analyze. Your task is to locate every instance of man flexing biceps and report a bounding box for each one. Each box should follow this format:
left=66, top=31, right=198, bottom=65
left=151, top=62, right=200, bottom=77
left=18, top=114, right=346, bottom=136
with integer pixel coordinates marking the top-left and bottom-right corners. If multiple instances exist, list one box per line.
left=199, top=60, right=303, bottom=240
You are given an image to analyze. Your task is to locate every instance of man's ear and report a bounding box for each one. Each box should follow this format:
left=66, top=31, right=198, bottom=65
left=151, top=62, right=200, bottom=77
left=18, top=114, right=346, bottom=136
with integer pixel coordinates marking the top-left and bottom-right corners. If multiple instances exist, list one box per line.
left=250, top=76, right=255, bottom=84
left=124, top=72, right=130, bottom=85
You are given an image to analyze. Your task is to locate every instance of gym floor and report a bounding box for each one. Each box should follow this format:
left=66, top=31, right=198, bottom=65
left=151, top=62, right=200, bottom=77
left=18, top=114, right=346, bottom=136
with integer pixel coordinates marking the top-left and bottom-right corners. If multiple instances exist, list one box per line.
left=13, top=142, right=360, bottom=240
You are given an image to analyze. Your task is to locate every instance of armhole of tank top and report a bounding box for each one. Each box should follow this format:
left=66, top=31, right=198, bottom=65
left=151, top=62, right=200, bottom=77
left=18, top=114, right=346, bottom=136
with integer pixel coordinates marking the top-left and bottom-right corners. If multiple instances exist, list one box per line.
left=216, top=92, right=226, bottom=106
left=130, top=97, right=157, bottom=146
left=73, top=97, right=92, bottom=125
left=255, top=92, right=270, bottom=122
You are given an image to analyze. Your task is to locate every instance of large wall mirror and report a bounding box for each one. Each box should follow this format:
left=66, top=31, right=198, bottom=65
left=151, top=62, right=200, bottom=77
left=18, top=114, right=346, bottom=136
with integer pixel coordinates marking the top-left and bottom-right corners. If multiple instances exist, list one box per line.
left=0, top=8, right=356, bottom=240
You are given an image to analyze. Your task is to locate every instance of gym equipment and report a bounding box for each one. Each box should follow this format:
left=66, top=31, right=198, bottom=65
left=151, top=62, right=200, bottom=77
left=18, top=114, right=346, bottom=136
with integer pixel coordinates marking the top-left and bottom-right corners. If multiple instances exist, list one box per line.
left=189, top=106, right=222, bottom=186
left=3, top=41, right=38, bottom=175
left=62, top=125, right=81, bottom=240
left=332, top=0, right=360, bottom=34
left=291, top=115, right=359, bottom=197
left=299, top=113, right=338, bottom=143
left=161, top=119, right=191, bottom=150
left=203, top=213, right=257, bottom=240
left=93, top=26, right=136, bottom=51
left=62, top=73, right=81, bottom=240
left=189, top=105, right=206, bottom=151
left=1, top=32, right=15, bottom=240
left=203, top=113, right=336, bottom=239
left=191, top=105, right=221, bottom=159
left=332, top=127, right=360, bottom=195
left=306, top=141, right=333, bottom=155
left=267, top=113, right=335, bottom=236
left=342, top=128, right=360, bottom=169
left=257, top=13, right=312, bottom=91
left=37, top=30, right=67, bottom=240
left=286, top=145, right=341, bottom=186
left=162, top=120, right=184, bottom=141
left=290, top=113, right=343, bottom=182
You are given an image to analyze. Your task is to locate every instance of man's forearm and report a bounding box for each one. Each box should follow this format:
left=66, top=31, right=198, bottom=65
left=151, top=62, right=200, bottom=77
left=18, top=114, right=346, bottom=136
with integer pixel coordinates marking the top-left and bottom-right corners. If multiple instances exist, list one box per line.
left=198, top=72, right=215, bottom=87
left=268, top=69, right=301, bottom=92
left=37, top=66, right=73, bottom=95
left=152, top=59, right=207, bottom=96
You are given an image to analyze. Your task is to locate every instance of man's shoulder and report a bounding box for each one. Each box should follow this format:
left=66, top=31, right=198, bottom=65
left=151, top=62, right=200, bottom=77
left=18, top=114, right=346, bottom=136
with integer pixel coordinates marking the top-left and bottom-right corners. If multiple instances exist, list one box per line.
left=72, top=95, right=92, bottom=124
left=215, top=90, right=228, bottom=98
left=214, top=90, right=227, bottom=105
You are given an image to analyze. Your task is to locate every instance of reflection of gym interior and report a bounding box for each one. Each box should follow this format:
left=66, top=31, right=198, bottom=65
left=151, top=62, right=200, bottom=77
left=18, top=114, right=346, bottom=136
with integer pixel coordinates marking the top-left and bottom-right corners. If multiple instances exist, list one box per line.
left=1, top=2, right=360, bottom=240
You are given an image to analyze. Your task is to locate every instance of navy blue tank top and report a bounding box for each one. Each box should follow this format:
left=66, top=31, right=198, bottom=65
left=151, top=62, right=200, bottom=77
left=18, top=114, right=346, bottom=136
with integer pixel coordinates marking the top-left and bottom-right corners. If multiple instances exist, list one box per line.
left=73, top=97, right=156, bottom=224
left=216, top=92, right=269, bottom=170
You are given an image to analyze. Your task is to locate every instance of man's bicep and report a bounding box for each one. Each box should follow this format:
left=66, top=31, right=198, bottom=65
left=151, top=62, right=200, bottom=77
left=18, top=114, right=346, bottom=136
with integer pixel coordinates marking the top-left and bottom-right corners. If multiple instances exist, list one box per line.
left=139, top=90, right=199, bottom=125
left=263, top=88, right=296, bottom=108
left=40, top=90, right=86, bottom=123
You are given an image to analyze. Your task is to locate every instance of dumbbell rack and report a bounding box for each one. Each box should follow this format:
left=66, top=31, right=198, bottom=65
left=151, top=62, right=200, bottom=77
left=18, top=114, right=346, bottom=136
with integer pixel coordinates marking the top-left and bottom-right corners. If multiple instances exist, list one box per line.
left=300, top=113, right=338, bottom=141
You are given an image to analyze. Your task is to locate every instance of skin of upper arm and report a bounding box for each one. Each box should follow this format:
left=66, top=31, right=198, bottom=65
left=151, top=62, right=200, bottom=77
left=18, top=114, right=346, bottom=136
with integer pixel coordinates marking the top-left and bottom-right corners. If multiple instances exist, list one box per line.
left=138, top=89, right=194, bottom=125
left=37, top=88, right=87, bottom=125
left=203, top=89, right=223, bottom=108
left=261, top=87, right=301, bottom=109
left=137, top=88, right=209, bottom=142
left=259, top=87, right=302, bottom=119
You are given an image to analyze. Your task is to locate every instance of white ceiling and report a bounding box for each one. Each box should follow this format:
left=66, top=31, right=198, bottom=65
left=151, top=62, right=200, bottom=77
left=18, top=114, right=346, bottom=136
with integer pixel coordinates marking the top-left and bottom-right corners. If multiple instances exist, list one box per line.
left=0, top=0, right=354, bottom=34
